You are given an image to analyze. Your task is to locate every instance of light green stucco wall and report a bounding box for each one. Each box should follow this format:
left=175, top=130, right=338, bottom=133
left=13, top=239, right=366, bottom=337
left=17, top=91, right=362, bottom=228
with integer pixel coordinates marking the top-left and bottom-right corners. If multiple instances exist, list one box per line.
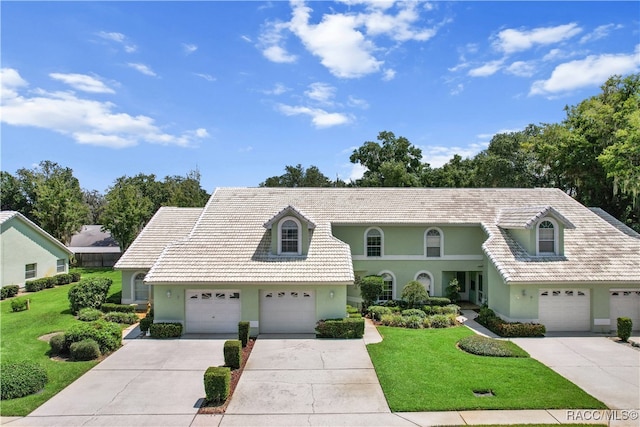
left=120, top=269, right=151, bottom=304
left=1, top=217, right=69, bottom=287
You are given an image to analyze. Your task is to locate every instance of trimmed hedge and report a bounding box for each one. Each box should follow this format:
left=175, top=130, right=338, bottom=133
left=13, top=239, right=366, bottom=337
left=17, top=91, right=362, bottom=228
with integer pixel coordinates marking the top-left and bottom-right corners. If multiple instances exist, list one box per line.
left=11, top=298, right=29, bottom=312
left=423, top=304, right=460, bottom=315
left=139, top=316, right=153, bottom=333
left=476, top=307, right=546, bottom=337
left=49, top=333, right=68, bottom=356
left=103, top=312, right=138, bottom=324
left=68, top=277, right=112, bottom=314
left=238, top=321, right=250, bottom=347
left=78, top=307, right=103, bottom=322
left=204, top=366, right=230, bottom=402
left=458, top=335, right=529, bottom=358
left=369, top=305, right=392, bottom=321
left=70, top=271, right=82, bottom=282
left=65, top=320, right=121, bottom=354
left=55, top=273, right=72, bottom=286
left=224, top=340, right=242, bottom=369
left=426, top=297, right=452, bottom=307
left=25, top=277, right=56, bottom=292
left=101, top=303, right=136, bottom=313
left=380, top=313, right=458, bottom=329
left=1, top=285, right=19, bottom=300
left=149, top=322, right=182, bottom=338
left=316, top=318, right=365, bottom=338
left=401, top=308, right=427, bottom=318
left=70, top=339, right=101, bottom=361
left=617, top=317, right=632, bottom=342
left=0, top=361, right=48, bottom=400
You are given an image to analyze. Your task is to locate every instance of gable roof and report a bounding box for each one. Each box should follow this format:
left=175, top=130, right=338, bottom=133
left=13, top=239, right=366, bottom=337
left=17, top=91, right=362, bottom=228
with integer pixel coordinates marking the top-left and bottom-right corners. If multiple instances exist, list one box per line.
left=114, top=207, right=203, bottom=270
left=0, top=211, right=73, bottom=256
left=141, top=188, right=640, bottom=285
left=496, top=206, right=575, bottom=230
left=263, top=205, right=316, bottom=230
left=68, top=225, right=121, bottom=254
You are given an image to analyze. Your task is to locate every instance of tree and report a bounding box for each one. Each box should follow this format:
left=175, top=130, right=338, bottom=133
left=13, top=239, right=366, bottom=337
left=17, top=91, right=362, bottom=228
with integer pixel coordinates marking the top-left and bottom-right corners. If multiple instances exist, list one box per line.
left=445, top=278, right=460, bottom=303
left=15, top=161, right=88, bottom=244
left=260, top=164, right=332, bottom=187
left=101, top=178, right=153, bottom=250
left=83, top=189, right=106, bottom=224
left=0, top=171, right=31, bottom=215
left=163, top=168, right=209, bottom=207
left=358, top=275, right=384, bottom=310
left=425, top=154, right=475, bottom=187
left=401, top=280, right=429, bottom=308
left=350, top=131, right=424, bottom=187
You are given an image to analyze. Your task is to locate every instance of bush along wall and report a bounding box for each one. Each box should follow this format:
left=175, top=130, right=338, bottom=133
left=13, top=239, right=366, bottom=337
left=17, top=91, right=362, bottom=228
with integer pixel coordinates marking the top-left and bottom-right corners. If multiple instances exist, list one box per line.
left=149, top=322, right=182, bottom=338
left=316, top=318, right=365, bottom=338
left=476, top=307, right=545, bottom=337
left=1, top=285, right=19, bottom=300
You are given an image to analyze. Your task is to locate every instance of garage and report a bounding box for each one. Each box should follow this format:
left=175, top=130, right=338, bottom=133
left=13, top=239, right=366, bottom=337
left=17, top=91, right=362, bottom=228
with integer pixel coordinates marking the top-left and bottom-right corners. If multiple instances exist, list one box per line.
left=539, top=289, right=590, bottom=331
left=185, top=290, right=241, bottom=333
left=610, top=290, right=640, bottom=331
left=260, top=290, right=316, bottom=333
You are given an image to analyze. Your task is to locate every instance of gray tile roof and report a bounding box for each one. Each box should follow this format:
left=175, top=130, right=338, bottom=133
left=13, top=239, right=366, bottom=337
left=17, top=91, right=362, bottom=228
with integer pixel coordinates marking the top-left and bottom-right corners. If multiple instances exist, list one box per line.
left=497, top=206, right=574, bottom=229
left=114, top=207, right=203, bottom=270
left=141, top=188, right=640, bottom=285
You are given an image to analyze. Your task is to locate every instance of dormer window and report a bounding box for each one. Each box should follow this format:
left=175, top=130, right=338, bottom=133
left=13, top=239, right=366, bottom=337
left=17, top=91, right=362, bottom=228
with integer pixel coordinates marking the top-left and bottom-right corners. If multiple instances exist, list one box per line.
left=278, top=217, right=301, bottom=255
left=537, top=219, right=557, bottom=255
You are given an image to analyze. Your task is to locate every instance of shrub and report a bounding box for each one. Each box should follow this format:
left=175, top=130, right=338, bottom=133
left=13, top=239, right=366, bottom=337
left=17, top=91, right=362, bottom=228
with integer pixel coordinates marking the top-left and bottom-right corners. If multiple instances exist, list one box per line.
left=346, top=305, right=359, bottom=314
left=149, top=322, right=182, bottom=338
left=348, top=312, right=362, bottom=318
left=476, top=307, right=545, bottom=337
left=404, top=314, right=424, bottom=329
left=315, top=318, right=365, bottom=338
left=445, top=278, right=461, bottom=303
left=380, top=314, right=406, bottom=327
left=458, top=335, right=529, bottom=357
left=369, top=305, right=392, bottom=321
left=65, top=320, right=121, bottom=354
left=70, top=271, right=82, bottom=282
left=0, top=361, right=48, bottom=400
left=238, top=321, right=250, bottom=347
left=381, top=299, right=409, bottom=309
left=139, top=316, right=153, bottom=333
left=103, top=312, right=138, bottom=324
left=401, top=308, right=426, bottom=318
left=101, top=303, right=136, bottom=313
left=224, top=340, right=242, bottom=369
left=55, top=273, right=72, bottom=286
left=49, top=333, right=68, bottom=356
left=25, top=278, right=46, bottom=292
left=359, top=275, right=383, bottom=310
left=11, top=298, right=29, bottom=312
left=68, top=277, right=112, bottom=314
left=1, top=285, right=19, bottom=300
left=401, top=280, right=429, bottom=308
left=429, top=314, right=456, bottom=328
left=70, top=339, right=101, bottom=361
left=204, top=366, right=230, bottom=402
left=78, top=307, right=103, bottom=321
left=617, top=317, right=632, bottom=342
left=426, top=297, right=452, bottom=307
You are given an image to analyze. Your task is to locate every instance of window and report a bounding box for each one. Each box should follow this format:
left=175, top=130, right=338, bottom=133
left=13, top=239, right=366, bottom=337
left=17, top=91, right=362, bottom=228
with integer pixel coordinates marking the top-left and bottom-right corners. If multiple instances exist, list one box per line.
left=366, top=228, right=382, bottom=257
left=56, top=259, right=66, bottom=273
left=380, top=272, right=394, bottom=301
left=25, top=263, right=37, bottom=279
left=538, top=220, right=556, bottom=254
left=134, top=272, right=148, bottom=301
left=416, top=272, right=433, bottom=296
left=278, top=217, right=301, bottom=254
left=426, top=228, right=442, bottom=257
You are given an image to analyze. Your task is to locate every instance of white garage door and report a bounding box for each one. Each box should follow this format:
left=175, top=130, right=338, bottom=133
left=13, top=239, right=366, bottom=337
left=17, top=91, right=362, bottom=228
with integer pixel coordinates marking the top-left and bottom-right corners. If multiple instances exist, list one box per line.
left=260, top=290, right=316, bottom=333
left=185, top=290, right=241, bottom=333
left=610, top=291, right=640, bottom=331
left=539, top=289, right=590, bottom=331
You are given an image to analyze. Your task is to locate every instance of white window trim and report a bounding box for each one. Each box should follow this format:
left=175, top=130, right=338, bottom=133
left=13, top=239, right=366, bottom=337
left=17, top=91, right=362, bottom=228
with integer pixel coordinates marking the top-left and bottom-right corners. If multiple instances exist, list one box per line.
left=278, top=216, right=302, bottom=255
left=56, top=259, right=66, bottom=273
left=536, top=217, right=559, bottom=256
left=424, top=227, right=444, bottom=258
left=415, top=271, right=434, bottom=296
left=378, top=270, right=396, bottom=301
left=364, top=226, right=384, bottom=257
left=132, top=271, right=149, bottom=302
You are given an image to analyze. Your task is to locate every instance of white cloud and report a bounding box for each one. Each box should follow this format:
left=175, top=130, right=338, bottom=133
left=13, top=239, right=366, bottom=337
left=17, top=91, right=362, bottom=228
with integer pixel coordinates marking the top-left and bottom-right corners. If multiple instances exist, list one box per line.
left=505, top=61, right=536, bottom=77
left=421, top=142, right=488, bottom=168
left=468, top=59, right=504, bottom=77
left=348, top=95, right=369, bottom=109
left=450, top=83, right=464, bottom=96
left=305, top=82, right=336, bottom=104
left=580, top=23, right=623, bottom=44
left=530, top=46, right=640, bottom=96
left=194, top=73, right=216, bottom=82
left=259, top=21, right=298, bottom=63
left=241, top=35, right=252, bottom=43
left=182, top=43, right=198, bottom=55
left=276, top=104, right=351, bottom=128
left=261, top=83, right=289, bottom=95
left=382, top=69, right=396, bottom=81
left=127, top=63, right=157, bottom=77
left=0, top=68, right=207, bottom=149
left=493, top=23, right=582, bottom=54
left=262, top=45, right=298, bottom=63
left=49, top=73, right=115, bottom=94
left=97, top=31, right=137, bottom=53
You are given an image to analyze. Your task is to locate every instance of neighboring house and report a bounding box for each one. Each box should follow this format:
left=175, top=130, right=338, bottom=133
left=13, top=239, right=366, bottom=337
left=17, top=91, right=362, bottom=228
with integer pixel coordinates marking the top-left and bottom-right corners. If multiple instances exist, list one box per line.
left=1, top=211, right=73, bottom=288
left=115, top=188, right=640, bottom=334
left=68, top=225, right=122, bottom=267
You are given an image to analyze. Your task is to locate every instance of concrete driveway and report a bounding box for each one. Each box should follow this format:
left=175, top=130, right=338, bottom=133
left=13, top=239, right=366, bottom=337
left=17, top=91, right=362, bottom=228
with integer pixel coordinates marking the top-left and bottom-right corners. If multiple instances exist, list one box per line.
left=511, top=335, right=640, bottom=410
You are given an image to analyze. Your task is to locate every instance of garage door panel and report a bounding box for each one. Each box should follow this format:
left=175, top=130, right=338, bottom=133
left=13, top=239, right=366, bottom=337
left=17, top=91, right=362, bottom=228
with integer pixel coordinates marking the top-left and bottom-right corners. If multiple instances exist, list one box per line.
left=260, top=290, right=316, bottom=334
left=186, top=290, right=241, bottom=333
left=610, top=291, right=640, bottom=331
left=539, top=289, right=590, bottom=332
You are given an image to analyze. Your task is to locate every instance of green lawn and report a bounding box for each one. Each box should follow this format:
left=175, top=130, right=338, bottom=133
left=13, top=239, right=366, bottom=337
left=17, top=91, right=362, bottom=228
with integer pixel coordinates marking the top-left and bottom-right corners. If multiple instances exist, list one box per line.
left=367, top=326, right=607, bottom=412
left=0, top=268, right=122, bottom=416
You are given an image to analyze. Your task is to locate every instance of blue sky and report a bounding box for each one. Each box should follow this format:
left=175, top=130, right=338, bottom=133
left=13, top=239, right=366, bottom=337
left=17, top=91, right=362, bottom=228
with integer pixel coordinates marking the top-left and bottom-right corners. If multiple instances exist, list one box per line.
left=2, top=1, right=639, bottom=193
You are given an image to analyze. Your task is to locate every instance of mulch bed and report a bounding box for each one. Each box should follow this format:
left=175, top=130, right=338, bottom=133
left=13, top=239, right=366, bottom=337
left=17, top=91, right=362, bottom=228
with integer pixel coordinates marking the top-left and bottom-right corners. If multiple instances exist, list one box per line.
left=197, top=338, right=255, bottom=414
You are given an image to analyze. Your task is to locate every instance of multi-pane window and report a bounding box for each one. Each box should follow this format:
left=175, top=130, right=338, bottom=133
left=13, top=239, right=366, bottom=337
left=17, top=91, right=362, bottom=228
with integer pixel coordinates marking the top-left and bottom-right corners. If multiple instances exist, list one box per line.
left=538, top=220, right=555, bottom=254
left=426, top=229, right=441, bottom=257
left=281, top=220, right=299, bottom=253
left=134, top=272, right=148, bottom=301
left=380, top=273, right=393, bottom=301
left=25, top=263, right=37, bottom=279
left=56, top=258, right=66, bottom=273
left=366, top=228, right=382, bottom=257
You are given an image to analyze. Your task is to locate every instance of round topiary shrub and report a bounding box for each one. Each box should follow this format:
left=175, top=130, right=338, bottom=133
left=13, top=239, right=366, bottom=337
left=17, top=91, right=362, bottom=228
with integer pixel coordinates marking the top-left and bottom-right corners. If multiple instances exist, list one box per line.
left=0, top=361, right=48, bottom=400
left=49, top=333, right=68, bottom=356
left=78, top=307, right=103, bottom=322
left=458, top=335, right=529, bottom=358
left=70, top=339, right=101, bottom=361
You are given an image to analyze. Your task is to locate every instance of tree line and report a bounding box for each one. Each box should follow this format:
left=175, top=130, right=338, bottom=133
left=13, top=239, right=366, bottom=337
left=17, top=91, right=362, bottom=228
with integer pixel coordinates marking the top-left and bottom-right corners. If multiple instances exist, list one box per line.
left=260, top=74, right=639, bottom=232
left=1, top=165, right=209, bottom=250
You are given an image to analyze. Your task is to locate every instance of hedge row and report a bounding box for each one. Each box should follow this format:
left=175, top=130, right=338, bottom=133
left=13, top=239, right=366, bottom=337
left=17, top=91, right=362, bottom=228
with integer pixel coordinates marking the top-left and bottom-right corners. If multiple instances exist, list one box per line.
left=101, top=303, right=136, bottom=313
left=476, top=307, right=546, bottom=337
left=149, top=322, right=182, bottom=338
left=316, top=318, right=364, bottom=338
left=1, top=285, right=19, bottom=300
left=24, top=272, right=81, bottom=293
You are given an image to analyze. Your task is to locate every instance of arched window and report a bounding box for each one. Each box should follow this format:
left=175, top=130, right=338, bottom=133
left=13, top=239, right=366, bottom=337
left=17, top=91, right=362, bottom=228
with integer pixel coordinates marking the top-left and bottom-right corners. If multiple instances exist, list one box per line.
left=366, top=227, right=383, bottom=257
left=415, top=271, right=433, bottom=296
left=279, top=217, right=301, bottom=254
left=380, top=272, right=394, bottom=301
left=538, top=220, right=556, bottom=254
left=133, top=272, right=148, bottom=301
left=425, top=228, right=442, bottom=257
